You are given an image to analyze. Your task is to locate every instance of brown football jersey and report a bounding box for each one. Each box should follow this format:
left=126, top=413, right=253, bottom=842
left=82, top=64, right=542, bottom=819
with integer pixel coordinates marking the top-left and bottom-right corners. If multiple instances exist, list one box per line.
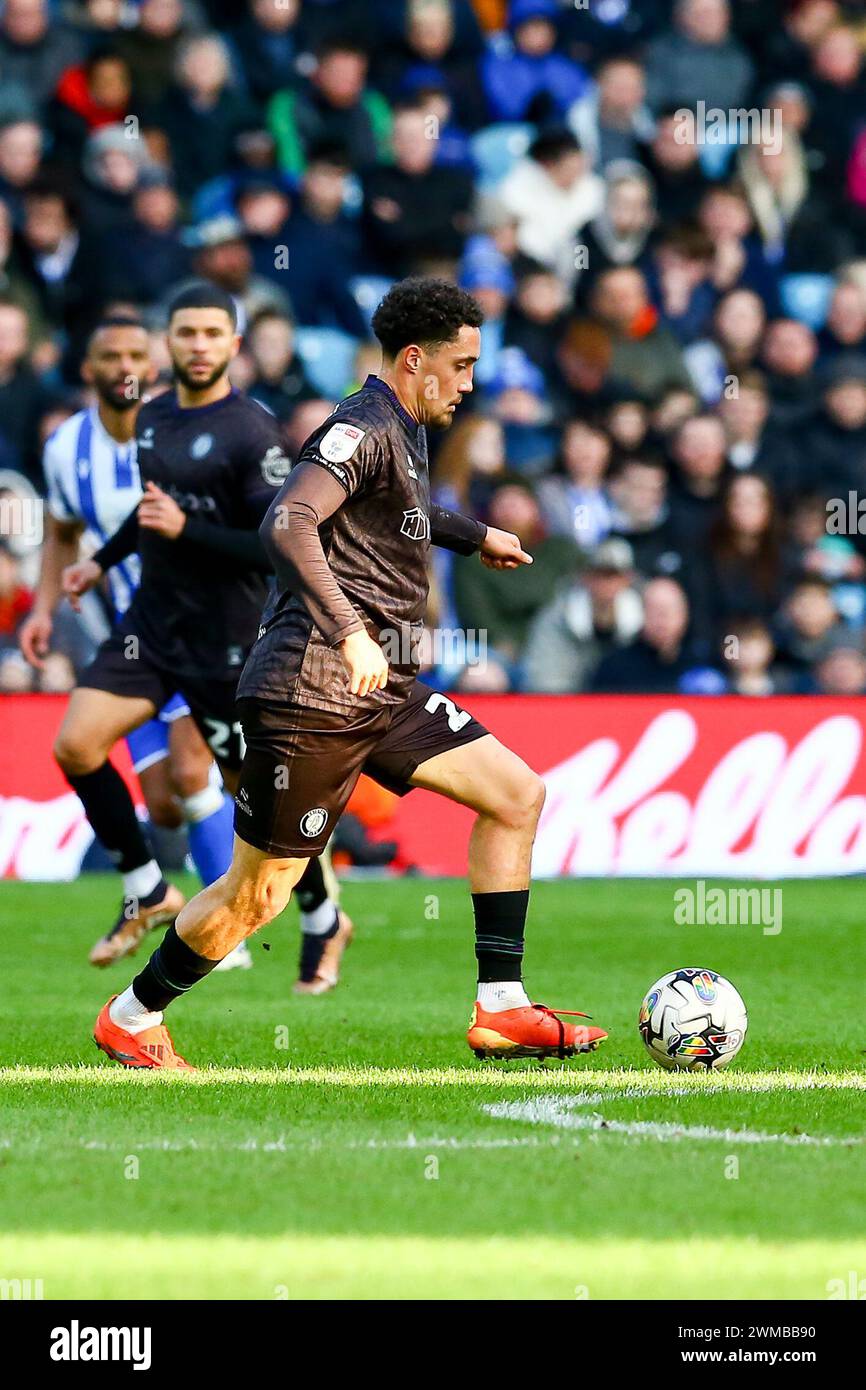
left=238, top=374, right=485, bottom=713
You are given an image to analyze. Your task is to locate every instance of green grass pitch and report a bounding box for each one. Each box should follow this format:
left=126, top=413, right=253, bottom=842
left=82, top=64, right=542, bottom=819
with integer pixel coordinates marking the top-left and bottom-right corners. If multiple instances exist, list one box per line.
left=0, top=873, right=863, bottom=1300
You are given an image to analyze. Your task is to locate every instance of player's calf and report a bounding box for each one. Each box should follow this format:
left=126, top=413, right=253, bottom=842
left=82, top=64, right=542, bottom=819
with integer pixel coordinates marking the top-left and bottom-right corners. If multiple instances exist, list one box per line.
left=175, top=851, right=303, bottom=958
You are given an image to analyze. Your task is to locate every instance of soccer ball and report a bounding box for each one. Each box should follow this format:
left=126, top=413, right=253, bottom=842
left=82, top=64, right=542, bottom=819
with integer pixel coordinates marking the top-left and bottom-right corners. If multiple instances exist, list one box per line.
left=638, top=968, right=747, bottom=1070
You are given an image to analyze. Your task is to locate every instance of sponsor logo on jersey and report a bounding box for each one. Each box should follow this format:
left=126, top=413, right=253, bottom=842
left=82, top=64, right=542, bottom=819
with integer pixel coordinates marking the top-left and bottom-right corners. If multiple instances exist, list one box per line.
left=318, top=422, right=365, bottom=463
left=190, top=432, right=213, bottom=460
left=300, top=807, right=328, bottom=838
left=164, top=482, right=217, bottom=514
left=260, top=444, right=291, bottom=487
left=400, top=507, right=431, bottom=542
left=236, top=787, right=252, bottom=816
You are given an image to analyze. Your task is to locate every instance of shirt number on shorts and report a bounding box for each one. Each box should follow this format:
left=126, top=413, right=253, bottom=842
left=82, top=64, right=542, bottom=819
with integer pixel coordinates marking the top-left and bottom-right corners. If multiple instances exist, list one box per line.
left=202, top=718, right=246, bottom=762
left=424, top=693, right=471, bottom=732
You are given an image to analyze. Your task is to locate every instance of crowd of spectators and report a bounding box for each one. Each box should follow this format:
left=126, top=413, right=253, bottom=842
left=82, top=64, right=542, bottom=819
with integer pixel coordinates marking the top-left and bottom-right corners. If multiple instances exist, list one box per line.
left=2, top=0, right=866, bottom=697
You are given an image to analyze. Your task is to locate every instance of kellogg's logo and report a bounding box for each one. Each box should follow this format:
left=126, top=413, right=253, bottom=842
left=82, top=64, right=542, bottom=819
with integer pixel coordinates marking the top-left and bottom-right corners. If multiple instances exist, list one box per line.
left=533, top=708, right=866, bottom=879
left=7, top=699, right=866, bottom=883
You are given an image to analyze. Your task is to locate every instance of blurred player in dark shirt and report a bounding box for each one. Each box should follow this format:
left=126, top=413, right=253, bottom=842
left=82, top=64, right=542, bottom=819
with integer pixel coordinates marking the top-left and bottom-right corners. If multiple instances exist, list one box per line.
left=59, top=283, right=346, bottom=986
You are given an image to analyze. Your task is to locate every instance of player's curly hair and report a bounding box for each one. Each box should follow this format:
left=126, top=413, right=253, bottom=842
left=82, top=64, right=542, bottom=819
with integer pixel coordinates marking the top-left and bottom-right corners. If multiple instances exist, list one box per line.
left=372, top=278, right=484, bottom=356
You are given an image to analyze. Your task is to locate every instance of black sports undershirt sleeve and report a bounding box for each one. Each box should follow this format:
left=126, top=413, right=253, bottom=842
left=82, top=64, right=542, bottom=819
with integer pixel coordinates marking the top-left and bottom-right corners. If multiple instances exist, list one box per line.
left=260, top=460, right=365, bottom=646
left=429, top=504, right=487, bottom=556
left=92, top=506, right=139, bottom=572
left=179, top=516, right=269, bottom=570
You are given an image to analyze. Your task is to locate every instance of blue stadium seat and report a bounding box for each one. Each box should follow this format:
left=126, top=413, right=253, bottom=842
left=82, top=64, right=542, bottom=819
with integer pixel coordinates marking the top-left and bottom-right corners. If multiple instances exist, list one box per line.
left=779, top=273, right=835, bottom=330
left=470, top=122, right=534, bottom=191
left=349, top=275, right=394, bottom=330
left=295, top=327, right=360, bottom=400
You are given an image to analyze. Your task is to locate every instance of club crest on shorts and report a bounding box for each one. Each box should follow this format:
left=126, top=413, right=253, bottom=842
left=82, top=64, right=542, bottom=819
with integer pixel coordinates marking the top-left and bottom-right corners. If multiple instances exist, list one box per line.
left=300, top=807, right=328, bottom=838
left=318, top=421, right=365, bottom=463
left=400, top=507, right=431, bottom=541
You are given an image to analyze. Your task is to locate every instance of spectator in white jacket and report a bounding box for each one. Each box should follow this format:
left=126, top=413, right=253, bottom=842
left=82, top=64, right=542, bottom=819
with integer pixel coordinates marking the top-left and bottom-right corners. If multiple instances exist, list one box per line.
left=498, top=127, right=604, bottom=287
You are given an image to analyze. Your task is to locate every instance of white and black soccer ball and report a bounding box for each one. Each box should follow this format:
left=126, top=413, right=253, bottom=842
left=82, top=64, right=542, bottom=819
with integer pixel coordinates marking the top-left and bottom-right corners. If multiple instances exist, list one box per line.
left=638, top=968, right=748, bottom=1070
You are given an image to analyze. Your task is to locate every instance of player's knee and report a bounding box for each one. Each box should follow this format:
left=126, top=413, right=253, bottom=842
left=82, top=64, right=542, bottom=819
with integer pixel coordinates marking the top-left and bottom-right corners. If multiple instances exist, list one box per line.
left=244, top=881, right=290, bottom=932
left=169, top=751, right=212, bottom=801
left=53, top=731, right=104, bottom=778
left=147, top=793, right=183, bottom=830
left=521, top=770, right=546, bottom=827
left=228, top=873, right=293, bottom=933
left=499, top=768, right=546, bottom=831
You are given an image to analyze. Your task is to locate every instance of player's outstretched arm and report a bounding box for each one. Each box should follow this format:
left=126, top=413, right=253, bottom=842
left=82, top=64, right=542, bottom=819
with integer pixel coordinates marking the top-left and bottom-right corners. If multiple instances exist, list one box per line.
left=429, top=504, right=488, bottom=556
left=478, top=526, right=534, bottom=570
left=429, top=507, right=532, bottom=570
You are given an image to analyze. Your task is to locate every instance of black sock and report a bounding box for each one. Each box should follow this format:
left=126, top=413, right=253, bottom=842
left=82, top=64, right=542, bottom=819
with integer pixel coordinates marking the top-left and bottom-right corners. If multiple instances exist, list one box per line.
left=473, top=889, right=528, bottom=983
left=65, top=762, right=153, bottom=874
left=132, top=924, right=221, bottom=1012
left=294, top=856, right=327, bottom=914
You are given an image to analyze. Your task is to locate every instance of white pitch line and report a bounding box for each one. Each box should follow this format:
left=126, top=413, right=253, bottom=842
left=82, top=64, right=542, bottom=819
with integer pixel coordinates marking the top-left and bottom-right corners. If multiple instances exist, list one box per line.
left=483, top=1096, right=865, bottom=1148
left=0, top=1133, right=570, bottom=1155
left=1, top=1065, right=864, bottom=1091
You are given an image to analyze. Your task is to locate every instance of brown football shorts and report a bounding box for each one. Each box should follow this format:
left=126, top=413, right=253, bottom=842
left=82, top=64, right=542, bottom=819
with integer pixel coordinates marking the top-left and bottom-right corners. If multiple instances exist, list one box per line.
left=233, top=680, right=489, bottom=857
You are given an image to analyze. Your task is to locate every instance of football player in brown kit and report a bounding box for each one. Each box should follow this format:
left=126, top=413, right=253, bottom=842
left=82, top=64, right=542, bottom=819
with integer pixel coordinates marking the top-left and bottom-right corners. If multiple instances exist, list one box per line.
left=93, top=278, right=608, bottom=1068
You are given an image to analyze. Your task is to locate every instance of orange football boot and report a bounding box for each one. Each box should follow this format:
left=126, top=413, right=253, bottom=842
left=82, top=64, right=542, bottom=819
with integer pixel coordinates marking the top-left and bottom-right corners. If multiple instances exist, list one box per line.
left=93, top=997, right=194, bottom=1070
left=468, top=1001, right=608, bottom=1059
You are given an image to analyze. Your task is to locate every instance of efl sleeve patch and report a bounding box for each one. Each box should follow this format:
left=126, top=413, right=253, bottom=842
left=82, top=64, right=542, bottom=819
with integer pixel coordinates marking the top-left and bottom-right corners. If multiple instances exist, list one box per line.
left=317, top=422, right=366, bottom=464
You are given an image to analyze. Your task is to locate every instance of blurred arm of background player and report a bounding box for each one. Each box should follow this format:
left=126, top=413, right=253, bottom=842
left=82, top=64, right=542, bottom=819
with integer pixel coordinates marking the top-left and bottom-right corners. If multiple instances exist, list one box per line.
left=61, top=480, right=272, bottom=612
left=61, top=505, right=139, bottom=612
left=19, top=514, right=84, bottom=667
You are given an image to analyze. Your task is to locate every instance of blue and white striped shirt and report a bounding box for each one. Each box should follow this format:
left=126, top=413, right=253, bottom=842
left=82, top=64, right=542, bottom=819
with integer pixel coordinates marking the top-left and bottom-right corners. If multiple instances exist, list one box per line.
left=43, top=406, right=141, bottom=616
